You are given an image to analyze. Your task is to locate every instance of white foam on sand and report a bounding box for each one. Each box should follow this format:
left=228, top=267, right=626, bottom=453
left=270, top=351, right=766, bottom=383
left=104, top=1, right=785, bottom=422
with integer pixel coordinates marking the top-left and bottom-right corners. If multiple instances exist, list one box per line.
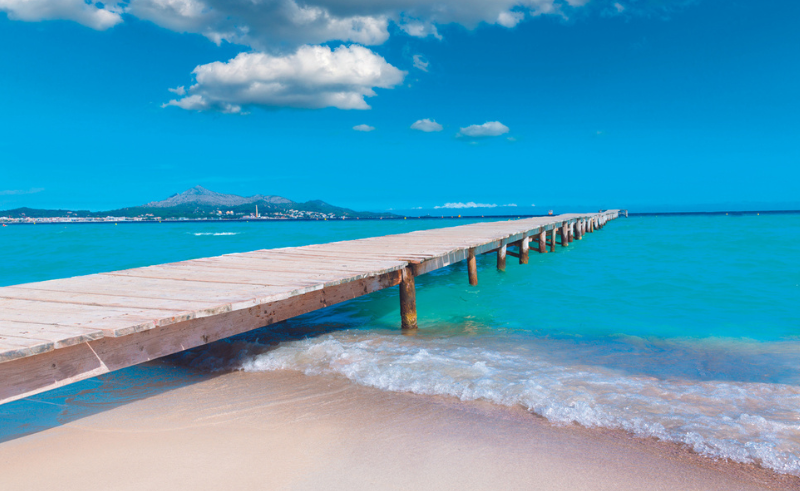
left=240, top=332, right=800, bottom=476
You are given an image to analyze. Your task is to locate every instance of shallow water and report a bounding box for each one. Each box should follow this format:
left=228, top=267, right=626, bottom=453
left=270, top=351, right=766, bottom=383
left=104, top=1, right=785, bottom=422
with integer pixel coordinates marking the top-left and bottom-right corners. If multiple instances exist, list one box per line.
left=1, top=214, right=799, bottom=475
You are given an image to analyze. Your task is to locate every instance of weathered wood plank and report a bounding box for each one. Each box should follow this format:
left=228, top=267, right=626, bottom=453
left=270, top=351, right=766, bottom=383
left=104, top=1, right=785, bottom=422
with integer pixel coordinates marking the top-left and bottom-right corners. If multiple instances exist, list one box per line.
left=0, top=321, right=104, bottom=348
left=0, top=335, right=55, bottom=363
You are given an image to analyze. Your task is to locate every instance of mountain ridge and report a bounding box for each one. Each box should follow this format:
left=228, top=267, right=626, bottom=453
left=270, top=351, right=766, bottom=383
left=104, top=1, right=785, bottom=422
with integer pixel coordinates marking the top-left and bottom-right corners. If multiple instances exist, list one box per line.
left=0, top=187, right=394, bottom=220
left=144, top=186, right=294, bottom=208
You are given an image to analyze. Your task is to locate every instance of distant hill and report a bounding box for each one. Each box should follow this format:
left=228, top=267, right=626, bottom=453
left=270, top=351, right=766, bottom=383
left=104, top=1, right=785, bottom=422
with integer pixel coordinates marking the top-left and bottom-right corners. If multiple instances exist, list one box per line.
left=0, top=187, right=395, bottom=220
left=143, top=186, right=293, bottom=208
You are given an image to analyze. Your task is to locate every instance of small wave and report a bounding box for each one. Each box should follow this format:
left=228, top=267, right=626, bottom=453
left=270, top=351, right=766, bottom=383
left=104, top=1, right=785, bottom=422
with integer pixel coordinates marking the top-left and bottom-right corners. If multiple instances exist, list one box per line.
left=192, top=232, right=239, bottom=236
left=239, top=332, right=800, bottom=476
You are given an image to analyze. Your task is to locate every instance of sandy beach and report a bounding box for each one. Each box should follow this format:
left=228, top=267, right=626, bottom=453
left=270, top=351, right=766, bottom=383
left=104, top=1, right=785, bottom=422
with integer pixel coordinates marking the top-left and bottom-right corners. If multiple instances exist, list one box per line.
left=0, top=369, right=796, bottom=491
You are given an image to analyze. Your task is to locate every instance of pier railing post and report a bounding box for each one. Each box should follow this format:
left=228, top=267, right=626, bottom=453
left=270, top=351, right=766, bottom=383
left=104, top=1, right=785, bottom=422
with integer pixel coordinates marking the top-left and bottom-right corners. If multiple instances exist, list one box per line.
left=468, top=248, right=478, bottom=286
left=497, top=241, right=507, bottom=271
left=539, top=231, right=547, bottom=253
left=520, top=233, right=529, bottom=264
left=400, top=267, right=417, bottom=330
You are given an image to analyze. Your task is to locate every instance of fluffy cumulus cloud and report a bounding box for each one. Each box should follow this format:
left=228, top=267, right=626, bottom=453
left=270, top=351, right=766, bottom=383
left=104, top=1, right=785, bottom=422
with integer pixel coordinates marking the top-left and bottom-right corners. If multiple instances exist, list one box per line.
left=3, top=1, right=699, bottom=50
left=458, top=121, right=510, bottom=138
left=410, top=119, right=443, bottom=132
left=1, top=0, right=650, bottom=50
left=163, top=45, right=406, bottom=112
left=127, top=0, right=390, bottom=50
left=124, top=0, right=582, bottom=49
left=0, top=0, right=122, bottom=30
left=353, top=124, right=375, bottom=131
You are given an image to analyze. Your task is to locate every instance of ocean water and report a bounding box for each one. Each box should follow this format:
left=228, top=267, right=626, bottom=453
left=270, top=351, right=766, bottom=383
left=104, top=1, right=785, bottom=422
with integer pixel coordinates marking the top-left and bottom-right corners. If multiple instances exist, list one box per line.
left=1, top=214, right=799, bottom=475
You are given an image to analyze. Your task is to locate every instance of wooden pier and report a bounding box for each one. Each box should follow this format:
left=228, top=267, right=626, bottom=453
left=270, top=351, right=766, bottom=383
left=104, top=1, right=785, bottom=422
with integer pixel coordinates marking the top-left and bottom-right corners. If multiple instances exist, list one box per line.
left=0, top=211, right=619, bottom=405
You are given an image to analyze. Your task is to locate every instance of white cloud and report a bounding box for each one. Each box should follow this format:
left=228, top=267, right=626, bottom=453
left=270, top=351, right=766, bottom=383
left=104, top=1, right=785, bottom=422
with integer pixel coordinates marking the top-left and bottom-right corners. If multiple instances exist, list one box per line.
left=458, top=121, right=510, bottom=138
left=497, top=10, right=524, bottom=28
left=614, top=2, right=625, bottom=12
left=412, top=54, right=429, bottom=72
left=353, top=124, right=375, bottom=132
left=3, top=0, right=695, bottom=51
left=125, top=0, right=580, bottom=50
left=410, top=119, right=443, bottom=132
left=163, top=45, right=406, bottom=112
left=168, top=86, right=186, bottom=96
left=127, top=0, right=390, bottom=50
left=0, top=0, right=122, bottom=30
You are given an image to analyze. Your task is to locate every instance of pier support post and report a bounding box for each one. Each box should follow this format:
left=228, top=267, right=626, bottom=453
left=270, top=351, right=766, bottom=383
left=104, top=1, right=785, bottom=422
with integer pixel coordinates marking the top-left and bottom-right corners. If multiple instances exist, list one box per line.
left=497, top=241, right=507, bottom=271
left=575, top=221, right=583, bottom=240
left=399, top=268, right=417, bottom=330
left=520, top=233, right=529, bottom=264
left=539, top=231, right=547, bottom=253
left=549, top=228, right=557, bottom=252
left=568, top=223, right=574, bottom=243
left=589, top=219, right=594, bottom=233
left=561, top=223, right=569, bottom=247
left=468, top=248, right=478, bottom=286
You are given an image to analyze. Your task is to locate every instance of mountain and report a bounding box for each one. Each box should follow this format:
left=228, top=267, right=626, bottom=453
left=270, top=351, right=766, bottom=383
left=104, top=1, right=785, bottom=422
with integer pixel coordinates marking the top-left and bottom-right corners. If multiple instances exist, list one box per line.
left=144, top=186, right=293, bottom=208
left=1, top=187, right=395, bottom=220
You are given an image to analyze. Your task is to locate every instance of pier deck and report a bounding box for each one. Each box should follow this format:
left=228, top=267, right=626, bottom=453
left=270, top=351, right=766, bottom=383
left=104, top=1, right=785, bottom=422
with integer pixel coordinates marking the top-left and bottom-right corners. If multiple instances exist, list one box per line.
left=0, top=211, right=619, bottom=404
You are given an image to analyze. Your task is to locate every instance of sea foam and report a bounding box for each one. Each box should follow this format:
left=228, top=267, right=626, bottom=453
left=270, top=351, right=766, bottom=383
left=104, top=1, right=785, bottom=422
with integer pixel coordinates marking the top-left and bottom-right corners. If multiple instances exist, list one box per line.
left=240, top=332, right=800, bottom=476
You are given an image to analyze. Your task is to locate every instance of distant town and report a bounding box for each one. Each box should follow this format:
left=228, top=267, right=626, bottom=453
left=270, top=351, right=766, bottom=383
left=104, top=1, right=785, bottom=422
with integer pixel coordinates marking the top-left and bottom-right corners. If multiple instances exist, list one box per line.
left=0, top=186, right=396, bottom=224
left=1, top=209, right=354, bottom=224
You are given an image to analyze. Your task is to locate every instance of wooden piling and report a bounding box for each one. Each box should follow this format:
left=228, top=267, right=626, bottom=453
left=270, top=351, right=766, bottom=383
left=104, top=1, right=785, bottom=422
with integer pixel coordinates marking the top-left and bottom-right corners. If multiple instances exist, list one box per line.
left=539, top=231, right=547, bottom=253
left=575, top=220, right=583, bottom=240
left=561, top=223, right=569, bottom=247
left=549, top=228, right=557, bottom=252
left=497, top=242, right=507, bottom=271
left=468, top=248, right=478, bottom=285
left=520, top=234, right=529, bottom=264
left=399, top=268, right=417, bottom=330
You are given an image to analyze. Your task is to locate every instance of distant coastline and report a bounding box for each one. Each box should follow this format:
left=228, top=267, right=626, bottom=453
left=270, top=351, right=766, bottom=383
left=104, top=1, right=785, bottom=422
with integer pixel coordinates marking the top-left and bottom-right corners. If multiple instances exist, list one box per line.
left=2, top=209, right=799, bottom=225
left=0, top=185, right=396, bottom=224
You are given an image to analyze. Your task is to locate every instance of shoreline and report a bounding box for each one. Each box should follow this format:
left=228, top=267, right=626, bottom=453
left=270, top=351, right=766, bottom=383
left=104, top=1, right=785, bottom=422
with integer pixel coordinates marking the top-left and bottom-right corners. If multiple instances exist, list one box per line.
left=1, top=369, right=796, bottom=491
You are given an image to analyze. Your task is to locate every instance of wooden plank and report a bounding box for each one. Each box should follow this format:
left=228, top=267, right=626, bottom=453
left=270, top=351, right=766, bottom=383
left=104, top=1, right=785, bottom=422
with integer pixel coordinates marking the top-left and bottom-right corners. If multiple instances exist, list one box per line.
left=0, top=321, right=104, bottom=348
left=0, top=335, right=54, bottom=363
left=0, top=286, right=227, bottom=313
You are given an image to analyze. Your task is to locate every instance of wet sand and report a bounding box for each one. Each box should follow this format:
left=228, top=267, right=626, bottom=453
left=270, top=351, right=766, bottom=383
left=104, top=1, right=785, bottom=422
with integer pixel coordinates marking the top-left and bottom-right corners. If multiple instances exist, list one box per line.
left=0, top=370, right=796, bottom=491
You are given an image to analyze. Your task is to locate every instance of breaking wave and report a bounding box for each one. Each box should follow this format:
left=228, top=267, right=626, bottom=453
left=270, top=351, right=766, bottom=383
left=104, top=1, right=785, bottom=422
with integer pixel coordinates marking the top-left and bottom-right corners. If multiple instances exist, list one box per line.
left=239, top=331, right=800, bottom=476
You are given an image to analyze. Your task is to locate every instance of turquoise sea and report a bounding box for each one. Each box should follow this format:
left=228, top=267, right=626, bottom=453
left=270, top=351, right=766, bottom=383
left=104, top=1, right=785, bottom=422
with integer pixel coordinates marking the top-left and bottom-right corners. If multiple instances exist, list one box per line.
left=1, top=214, right=799, bottom=475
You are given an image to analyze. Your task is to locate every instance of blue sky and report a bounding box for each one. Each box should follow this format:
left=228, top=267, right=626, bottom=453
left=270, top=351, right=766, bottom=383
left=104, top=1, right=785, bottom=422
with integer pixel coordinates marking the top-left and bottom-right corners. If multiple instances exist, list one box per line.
left=0, top=0, right=798, bottom=214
